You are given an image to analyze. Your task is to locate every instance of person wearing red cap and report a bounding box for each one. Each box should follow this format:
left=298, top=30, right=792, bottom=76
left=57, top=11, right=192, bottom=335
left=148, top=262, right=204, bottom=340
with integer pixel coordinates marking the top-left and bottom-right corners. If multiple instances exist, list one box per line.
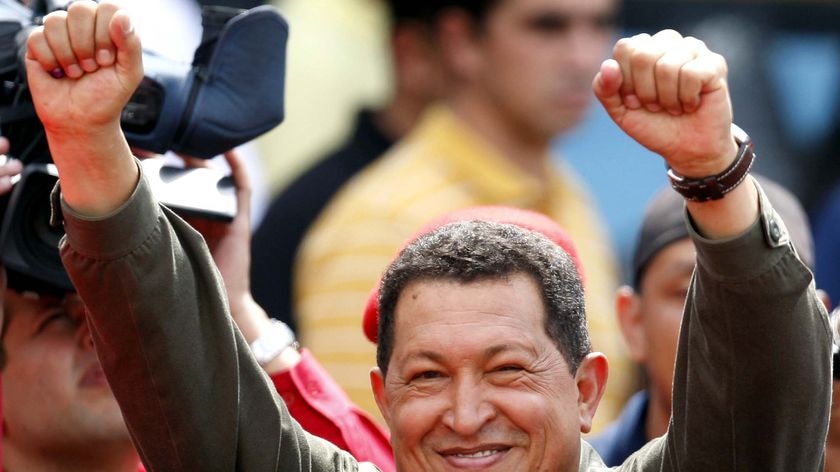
left=360, top=206, right=587, bottom=344
left=25, top=3, right=832, bottom=471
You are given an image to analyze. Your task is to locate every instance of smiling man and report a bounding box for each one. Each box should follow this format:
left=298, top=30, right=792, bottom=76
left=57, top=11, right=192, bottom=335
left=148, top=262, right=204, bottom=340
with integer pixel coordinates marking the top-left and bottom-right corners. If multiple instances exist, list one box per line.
left=370, top=221, right=599, bottom=471
left=24, top=3, right=831, bottom=471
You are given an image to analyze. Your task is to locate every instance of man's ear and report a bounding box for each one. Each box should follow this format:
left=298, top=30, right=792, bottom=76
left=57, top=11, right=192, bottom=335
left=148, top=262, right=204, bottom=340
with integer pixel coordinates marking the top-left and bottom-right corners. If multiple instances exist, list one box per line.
left=436, top=9, right=483, bottom=82
left=576, top=352, right=608, bottom=434
left=816, top=289, right=832, bottom=313
left=370, top=367, right=392, bottom=426
left=616, top=285, right=647, bottom=363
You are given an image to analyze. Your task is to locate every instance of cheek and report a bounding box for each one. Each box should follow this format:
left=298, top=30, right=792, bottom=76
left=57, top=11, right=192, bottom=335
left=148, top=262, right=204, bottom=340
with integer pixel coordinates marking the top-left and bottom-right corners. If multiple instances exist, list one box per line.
left=644, top=308, right=683, bottom=388
left=3, top=347, right=73, bottom=401
left=388, top=395, right=444, bottom=448
left=495, top=388, right=581, bottom=462
left=499, top=381, right=580, bottom=431
left=2, top=359, right=63, bottom=431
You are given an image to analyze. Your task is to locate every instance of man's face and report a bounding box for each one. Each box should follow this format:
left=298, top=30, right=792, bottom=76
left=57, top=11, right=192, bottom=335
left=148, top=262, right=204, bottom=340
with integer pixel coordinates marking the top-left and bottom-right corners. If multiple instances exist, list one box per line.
left=1, top=289, right=128, bottom=451
left=632, top=239, right=696, bottom=410
left=372, top=274, right=602, bottom=471
left=464, top=0, right=616, bottom=142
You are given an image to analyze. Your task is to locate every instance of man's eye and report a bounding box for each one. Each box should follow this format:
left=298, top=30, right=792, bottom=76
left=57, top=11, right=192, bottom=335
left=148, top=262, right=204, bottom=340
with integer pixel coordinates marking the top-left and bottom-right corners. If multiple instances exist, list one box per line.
left=411, top=371, right=442, bottom=381
left=669, top=287, right=689, bottom=301
left=37, top=312, right=74, bottom=333
left=592, top=14, right=617, bottom=31
left=494, top=365, right=524, bottom=373
left=527, top=14, right=571, bottom=34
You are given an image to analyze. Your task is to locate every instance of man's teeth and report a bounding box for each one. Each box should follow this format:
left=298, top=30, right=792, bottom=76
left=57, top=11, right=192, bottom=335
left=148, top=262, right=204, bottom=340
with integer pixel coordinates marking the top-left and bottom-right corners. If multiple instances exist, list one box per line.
left=454, top=450, right=500, bottom=458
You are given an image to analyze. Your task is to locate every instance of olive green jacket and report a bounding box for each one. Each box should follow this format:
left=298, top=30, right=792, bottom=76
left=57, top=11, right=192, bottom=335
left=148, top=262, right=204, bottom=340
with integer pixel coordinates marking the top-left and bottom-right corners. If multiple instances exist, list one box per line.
left=58, top=168, right=830, bottom=471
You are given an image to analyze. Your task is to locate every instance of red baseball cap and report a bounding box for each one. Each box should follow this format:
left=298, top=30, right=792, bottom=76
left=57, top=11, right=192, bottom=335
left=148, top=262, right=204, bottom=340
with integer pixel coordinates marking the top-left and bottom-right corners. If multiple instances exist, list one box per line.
left=362, top=206, right=585, bottom=343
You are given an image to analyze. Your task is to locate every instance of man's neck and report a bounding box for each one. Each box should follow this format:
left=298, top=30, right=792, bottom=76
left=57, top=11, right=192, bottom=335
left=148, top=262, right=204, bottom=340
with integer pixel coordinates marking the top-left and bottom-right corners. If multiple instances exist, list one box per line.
left=375, top=93, right=434, bottom=142
left=645, top=388, right=671, bottom=440
left=4, top=439, right=140, bottom=472
left=448, top=94, right=552, bottom=182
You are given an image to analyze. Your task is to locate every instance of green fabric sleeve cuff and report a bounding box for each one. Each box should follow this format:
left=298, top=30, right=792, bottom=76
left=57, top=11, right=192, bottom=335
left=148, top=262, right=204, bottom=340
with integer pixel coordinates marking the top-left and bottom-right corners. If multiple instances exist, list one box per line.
left=686, top=177, right=804, bottom=283
left=59, top=158, right=161, bottom=260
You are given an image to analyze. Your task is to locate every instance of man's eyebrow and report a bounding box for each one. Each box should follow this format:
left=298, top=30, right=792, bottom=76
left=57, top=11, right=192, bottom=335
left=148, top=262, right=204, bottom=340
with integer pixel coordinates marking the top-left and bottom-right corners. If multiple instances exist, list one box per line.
left=400, top=343, right=535, bottom=364
left=403, top=350, right=445, bottom=364
left=669, top=260, right=697, bottom=277
left=524, top=12, right=572, bottom=30
left=484, top=343, right=534, bottom=358
left=523, top=11, right=617, bottom=30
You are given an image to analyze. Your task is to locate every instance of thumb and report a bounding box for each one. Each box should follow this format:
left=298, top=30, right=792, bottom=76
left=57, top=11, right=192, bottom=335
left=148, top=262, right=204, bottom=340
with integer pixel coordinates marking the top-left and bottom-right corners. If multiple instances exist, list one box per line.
left=592, top=59, right=626, bottom=122
left=223, top=150, right=253, bottom=221
left=109, top=11, right=143, bottom=83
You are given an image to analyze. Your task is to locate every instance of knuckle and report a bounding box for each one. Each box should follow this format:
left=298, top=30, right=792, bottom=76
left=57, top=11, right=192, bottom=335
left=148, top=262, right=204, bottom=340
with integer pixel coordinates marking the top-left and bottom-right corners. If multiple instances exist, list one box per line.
left=612, top=38, right=632, bottom=57
left=26, top=28, right=44, bottom=46
left=633, top=49, right=661, bottom=69
left=42, top=10, right=68, bottom=28
left=67, top=0, right=95, bottom=14
left=712, top=53, right=728, bottom=72
left=653, top=29, right=682, bottom=40
left=683, top=36, right=708, bottom=52
left=655, top=59, right=681, bottom=80
left=96, top=1, right=120, bottom=16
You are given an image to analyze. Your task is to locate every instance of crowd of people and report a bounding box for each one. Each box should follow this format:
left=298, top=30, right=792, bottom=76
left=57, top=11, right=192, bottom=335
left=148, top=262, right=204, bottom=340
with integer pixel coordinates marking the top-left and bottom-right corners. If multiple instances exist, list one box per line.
left=0, top=0, right=837, bottom=471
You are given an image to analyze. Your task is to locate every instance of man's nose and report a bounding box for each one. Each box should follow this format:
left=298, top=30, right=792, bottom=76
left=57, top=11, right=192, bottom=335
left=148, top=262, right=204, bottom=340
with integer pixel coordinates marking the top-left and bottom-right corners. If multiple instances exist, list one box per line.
left=76, top=317, right=95, bottom=351
left=565, top=24, right=609, bottom=70
left=69, top=302, right=94, bottom=351
left=441, top=377, right=496, bottom=436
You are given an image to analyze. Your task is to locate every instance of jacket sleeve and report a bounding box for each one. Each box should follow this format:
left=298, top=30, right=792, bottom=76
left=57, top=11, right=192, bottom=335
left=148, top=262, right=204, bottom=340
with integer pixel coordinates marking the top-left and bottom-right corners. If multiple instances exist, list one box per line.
left=620, top=180, right=832, bottom=471
left=58, top=163, right=379, bottom=472
left=270, top=350, right=395, bottom=472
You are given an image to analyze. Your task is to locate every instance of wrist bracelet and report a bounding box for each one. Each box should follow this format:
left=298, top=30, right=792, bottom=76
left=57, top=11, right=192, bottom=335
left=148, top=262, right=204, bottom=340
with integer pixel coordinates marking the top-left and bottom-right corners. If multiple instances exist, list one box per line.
left=667, top=123, right=755, bottom=202
left=249, top=319, right=299, bottom=366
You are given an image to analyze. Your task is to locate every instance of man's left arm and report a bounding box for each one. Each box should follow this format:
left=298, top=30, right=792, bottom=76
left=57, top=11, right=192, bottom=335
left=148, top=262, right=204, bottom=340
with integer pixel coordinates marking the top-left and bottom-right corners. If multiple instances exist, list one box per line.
left=594, top=30, right=832, bottom=470
left=672, top=179, right=830, bottom=470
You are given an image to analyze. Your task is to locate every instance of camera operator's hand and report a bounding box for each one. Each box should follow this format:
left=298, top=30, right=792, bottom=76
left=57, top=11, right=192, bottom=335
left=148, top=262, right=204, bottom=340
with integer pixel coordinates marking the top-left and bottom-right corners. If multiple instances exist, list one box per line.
left=593, top=30, right=758, bottom=239
left=0, top=136, right=23, bottom=195
left=24, top=1, right=142, bottom=217
left=186, top=150, right=301, bottom=373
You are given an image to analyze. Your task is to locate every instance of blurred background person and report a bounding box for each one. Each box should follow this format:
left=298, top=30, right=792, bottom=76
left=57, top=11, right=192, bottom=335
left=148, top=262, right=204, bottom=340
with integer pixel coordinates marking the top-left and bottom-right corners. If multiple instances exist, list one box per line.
left=253, top=0, right=393, bottom=199
left=812, top=121, right=840, bottom=310
left=292, top=0, right=636, bottom=429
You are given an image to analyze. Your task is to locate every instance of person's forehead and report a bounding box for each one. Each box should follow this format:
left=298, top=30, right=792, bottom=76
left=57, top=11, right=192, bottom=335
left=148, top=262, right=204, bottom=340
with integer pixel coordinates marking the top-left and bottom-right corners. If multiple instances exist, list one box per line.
left=641, top=239, right=696, bottom=285
left=391, top=275, right=549, bottom=347
left=4, top=289, right=78, bottom=320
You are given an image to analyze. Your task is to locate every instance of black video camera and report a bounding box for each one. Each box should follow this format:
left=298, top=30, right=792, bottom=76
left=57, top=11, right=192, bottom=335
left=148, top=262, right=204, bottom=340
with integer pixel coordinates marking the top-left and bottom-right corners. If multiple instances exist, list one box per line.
left=0, top=0, right=289, bottom=291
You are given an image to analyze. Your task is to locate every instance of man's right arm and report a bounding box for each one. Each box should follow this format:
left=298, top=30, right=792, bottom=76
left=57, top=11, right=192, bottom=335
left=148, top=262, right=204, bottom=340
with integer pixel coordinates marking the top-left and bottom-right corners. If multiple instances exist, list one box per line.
left=27, top=3, right=378, bottom=471
left=58, top=165, right=372, bottom=471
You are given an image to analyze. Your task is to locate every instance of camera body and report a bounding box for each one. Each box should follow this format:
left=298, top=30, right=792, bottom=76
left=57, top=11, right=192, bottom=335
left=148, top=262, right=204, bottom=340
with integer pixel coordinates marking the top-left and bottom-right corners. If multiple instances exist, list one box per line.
left=0, top=0, right=288, bottom=290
